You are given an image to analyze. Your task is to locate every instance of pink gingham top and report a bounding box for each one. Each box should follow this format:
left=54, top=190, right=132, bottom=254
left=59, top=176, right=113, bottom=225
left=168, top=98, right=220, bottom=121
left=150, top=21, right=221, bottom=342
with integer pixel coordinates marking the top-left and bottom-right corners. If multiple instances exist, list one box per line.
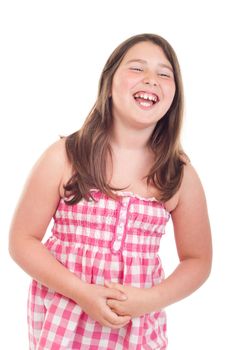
left=28, top=189, right=170, bottom=349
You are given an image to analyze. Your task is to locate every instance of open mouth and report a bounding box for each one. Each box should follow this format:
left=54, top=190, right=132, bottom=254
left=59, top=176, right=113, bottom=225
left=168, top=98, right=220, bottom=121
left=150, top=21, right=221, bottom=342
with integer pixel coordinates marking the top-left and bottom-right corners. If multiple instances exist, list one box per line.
left=133, top=91, right=159, bottom=108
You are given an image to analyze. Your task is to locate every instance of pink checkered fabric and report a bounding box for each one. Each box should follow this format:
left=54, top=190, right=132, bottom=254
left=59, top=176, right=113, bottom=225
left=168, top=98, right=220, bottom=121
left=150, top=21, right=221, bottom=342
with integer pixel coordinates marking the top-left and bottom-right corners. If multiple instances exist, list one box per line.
left=28, top=189, right=170, bottom=349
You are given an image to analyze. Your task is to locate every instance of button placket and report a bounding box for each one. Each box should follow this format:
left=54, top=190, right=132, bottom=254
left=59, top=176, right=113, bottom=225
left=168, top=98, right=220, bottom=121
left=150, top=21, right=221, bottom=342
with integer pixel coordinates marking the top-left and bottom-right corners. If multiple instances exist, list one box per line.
left=112, top=197, right=130, bottom=253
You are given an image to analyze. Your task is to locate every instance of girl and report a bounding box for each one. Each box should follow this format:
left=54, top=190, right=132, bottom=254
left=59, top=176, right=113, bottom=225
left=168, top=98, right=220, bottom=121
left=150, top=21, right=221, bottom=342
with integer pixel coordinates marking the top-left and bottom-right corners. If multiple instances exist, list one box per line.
left=9, top=33, right=212, bottom=349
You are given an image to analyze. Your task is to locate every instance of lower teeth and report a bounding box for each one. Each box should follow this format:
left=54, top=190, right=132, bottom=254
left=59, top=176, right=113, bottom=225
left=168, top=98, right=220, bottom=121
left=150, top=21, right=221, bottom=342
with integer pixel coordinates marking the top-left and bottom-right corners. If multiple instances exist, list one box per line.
left=139, top=101, right=153, bottom=107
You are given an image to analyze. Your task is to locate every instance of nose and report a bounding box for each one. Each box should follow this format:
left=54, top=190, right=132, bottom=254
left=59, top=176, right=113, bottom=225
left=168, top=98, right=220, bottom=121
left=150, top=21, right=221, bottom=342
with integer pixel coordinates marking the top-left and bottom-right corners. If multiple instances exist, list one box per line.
left=143, top=71, right=158, bottom=86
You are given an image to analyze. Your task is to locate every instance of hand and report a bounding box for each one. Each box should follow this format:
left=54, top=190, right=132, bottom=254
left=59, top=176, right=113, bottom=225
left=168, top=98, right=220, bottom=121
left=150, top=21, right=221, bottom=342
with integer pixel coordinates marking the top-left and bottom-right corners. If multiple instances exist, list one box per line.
left=105, top=281, right=153, bottom=318
left=76, top=282, right=131, bottom=329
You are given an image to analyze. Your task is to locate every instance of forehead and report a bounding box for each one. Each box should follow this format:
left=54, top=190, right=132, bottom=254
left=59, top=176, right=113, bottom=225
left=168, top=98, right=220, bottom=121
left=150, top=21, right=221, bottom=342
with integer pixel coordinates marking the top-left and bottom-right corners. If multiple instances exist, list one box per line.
left=121, top=41, right=171, bottom=65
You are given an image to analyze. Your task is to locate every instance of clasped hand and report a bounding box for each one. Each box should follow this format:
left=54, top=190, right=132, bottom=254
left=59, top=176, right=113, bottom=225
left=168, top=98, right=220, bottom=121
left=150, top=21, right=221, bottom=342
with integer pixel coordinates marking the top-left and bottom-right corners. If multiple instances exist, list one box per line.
left=77, top=281, right=153, bottom=330
left=105, top=281, right=152, bottom=319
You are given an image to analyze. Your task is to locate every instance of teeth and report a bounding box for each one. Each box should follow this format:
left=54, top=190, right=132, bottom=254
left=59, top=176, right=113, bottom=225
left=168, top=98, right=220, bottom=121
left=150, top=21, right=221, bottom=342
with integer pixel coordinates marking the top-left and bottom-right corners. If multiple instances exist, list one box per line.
left=134, top=92, right=158, bottom=102
left=140, top=101, right=151, bottom=107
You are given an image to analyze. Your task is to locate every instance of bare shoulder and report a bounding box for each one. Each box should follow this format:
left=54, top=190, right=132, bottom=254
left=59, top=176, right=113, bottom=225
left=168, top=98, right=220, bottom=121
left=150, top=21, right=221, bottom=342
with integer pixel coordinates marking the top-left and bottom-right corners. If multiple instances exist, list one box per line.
left=170, top=160, right=210, bottom=233
left=40, top=137, right=68, bottom=166
left=178, top=162, right=206, bottom=206
left=9, top=138, right=72, bottom=242
left=164, top=161, right=205, bottom=212
left=33, top=138, right=72, bottom=196
left=19, top=138, right=72, bottom=207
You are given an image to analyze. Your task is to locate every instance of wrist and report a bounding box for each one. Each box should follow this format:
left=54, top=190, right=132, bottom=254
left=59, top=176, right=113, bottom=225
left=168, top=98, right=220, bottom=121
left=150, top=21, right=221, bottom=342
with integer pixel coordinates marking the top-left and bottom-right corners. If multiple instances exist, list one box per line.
left=67, top=275, right=87, bottom=304
left=146, top=287, right=162, bottom=313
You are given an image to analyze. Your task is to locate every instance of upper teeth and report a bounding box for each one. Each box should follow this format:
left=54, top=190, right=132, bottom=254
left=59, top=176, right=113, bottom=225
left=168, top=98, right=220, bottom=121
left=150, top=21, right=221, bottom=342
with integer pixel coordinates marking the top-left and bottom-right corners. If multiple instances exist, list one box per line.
left=134, top=92, right=158, bottom=102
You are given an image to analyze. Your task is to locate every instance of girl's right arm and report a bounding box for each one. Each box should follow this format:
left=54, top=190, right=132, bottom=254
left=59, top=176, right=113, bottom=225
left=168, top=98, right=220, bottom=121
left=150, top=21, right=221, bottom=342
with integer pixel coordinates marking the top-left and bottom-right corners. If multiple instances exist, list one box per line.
left=9, top=139, right=130, bottom=329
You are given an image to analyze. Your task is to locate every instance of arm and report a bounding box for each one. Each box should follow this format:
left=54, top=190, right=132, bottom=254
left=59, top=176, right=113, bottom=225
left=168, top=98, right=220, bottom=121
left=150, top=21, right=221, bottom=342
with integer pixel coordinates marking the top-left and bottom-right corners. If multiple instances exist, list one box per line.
left=151, top=162, right=212, bottom=309
left=9, top=139, right=79, bottom=298
left=106, top=163, right=212, bottom=317
left=9, top=139, right=130, bottom=328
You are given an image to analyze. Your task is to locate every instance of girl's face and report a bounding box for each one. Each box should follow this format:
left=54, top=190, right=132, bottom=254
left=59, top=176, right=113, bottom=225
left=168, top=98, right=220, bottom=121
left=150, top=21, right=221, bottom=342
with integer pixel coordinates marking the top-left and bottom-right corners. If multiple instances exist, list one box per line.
left=111, top=41, right=176, bottom=129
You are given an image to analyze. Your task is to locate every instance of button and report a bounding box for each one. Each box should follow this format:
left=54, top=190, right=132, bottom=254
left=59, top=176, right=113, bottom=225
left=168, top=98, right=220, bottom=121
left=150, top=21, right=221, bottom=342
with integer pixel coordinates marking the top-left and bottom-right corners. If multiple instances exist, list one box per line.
left=112, top=240, right=121, bottom=251
left=121, top=211, right=127, bottom=218
left=117, top=226, right=124, bottom=234
left=122, top=200, right=128, bottom=207
left=117, top=234, right=123, bottom=240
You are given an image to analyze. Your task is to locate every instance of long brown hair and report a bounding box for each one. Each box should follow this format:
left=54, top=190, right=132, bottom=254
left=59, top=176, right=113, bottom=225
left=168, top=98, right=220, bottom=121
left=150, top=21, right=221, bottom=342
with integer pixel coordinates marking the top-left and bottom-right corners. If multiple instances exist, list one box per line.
left=64, top=33, right=187, bottom=204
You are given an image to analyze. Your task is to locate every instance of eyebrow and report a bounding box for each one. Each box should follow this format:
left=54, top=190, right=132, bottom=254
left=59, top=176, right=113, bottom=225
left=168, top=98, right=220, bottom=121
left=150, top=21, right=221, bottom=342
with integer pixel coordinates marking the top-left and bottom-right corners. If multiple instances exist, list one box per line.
left=125, top=59, right=174, bottom=72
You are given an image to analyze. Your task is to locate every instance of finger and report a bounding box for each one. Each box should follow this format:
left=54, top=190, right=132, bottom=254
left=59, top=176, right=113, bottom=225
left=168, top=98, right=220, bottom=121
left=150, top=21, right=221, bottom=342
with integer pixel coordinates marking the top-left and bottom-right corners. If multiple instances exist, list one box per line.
left=112, top=314, right=131, bottom=325
left=105, top=281, right=119, bottom=289
left=108, top=318, right=131, bottom=329
left=104, top=306, right=131, bottom=326
left=106, top=299, right=117, bottom=308
left=104, top=280, right=113, bottom=288
left=106, top=300, right=117, bottom=314
left=103, top=317, right=131, bottom=330
left=107, top=300, right=128, bottom=317
left=106, top=314, right=131, bottom=328
left=105, top=281, right=127, bottom=300
left=106, top=287, right=127, bottom=301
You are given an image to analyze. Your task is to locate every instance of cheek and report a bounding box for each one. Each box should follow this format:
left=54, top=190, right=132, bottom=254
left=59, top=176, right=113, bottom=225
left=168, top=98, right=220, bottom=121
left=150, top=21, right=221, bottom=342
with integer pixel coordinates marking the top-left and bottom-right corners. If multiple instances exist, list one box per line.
left=112, top=73, right=140, bottom=94
left=164, top=83, right=176, bottom=104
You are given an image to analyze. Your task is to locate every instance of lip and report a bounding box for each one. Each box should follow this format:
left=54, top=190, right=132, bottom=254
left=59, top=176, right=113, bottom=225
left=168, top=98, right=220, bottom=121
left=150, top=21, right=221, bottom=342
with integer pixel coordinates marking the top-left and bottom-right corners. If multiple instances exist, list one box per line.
left=133, top=90, right=160, bottom=102
left=132, top=89, right=160, bottom=111
left=133, top=99, right=156, bottom=110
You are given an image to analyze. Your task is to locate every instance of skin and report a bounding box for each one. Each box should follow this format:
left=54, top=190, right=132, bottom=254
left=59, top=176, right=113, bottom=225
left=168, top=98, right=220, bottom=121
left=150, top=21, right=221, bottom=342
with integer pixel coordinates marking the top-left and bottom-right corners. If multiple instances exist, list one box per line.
left=110, top=41, right=176, bottom=138
left=9, top=41, right=212, bottom=328
left=106, top=42, right=212, bottom=317
left=9, top=141, right=131, bottom=329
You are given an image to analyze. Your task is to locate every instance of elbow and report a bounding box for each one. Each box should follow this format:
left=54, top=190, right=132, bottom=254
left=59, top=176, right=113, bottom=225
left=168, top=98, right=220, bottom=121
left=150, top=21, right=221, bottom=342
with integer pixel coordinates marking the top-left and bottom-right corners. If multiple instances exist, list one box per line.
left=204, top=255, right=213, bottom=281
left=8, top=234, right=20, bottom=263
left=9, top=232, right=41, bottom=269
left=8, top=231, right=27, bottom=265
left=180, top=253, right=213, bottom=290
left=201, top=261, right=212, bottom=285
left=191, top=246, right=213, bottom=286
left=197, top=254, right=213, bottom=287
left=203, top=245, right=213, bottom=282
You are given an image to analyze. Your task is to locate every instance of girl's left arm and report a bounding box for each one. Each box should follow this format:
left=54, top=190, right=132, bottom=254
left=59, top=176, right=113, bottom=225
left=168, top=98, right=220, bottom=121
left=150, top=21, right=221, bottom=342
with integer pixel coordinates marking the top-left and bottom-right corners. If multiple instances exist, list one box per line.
left=149, top=162, right=212, bottom=310
left=106, top=163, right=212, bottom=318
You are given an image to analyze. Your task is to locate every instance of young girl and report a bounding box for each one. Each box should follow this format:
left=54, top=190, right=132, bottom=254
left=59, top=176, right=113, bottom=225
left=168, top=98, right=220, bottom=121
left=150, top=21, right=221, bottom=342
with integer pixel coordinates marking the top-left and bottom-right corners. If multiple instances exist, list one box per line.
left=9, top=33, right=212, bottom=349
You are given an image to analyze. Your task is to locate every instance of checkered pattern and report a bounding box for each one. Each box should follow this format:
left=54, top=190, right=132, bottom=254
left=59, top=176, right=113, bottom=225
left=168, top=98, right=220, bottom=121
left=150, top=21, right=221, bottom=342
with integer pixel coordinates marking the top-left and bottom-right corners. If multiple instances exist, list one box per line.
left=28, top=189, right=170, bottom=349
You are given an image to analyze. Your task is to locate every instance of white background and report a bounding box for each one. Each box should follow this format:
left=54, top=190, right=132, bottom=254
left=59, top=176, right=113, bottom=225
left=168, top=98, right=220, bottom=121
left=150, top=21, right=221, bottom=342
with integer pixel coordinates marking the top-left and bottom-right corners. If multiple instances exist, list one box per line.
left=0, top=0, right=231, bottom=349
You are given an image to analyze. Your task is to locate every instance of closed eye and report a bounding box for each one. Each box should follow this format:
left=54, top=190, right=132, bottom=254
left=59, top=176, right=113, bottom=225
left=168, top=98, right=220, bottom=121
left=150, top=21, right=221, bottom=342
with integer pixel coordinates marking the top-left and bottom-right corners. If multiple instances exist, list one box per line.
left=130, top=67, right=143, bottom=72
left=159, top=73, right=171, bottom=77
left=158, top=71, right=174, bottom=78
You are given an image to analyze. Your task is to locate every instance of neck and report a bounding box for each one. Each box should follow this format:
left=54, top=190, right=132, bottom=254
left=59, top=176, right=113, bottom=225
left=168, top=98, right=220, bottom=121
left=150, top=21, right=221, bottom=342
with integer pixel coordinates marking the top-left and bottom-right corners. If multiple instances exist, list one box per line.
left=109, top=120, right=156, bottom=151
